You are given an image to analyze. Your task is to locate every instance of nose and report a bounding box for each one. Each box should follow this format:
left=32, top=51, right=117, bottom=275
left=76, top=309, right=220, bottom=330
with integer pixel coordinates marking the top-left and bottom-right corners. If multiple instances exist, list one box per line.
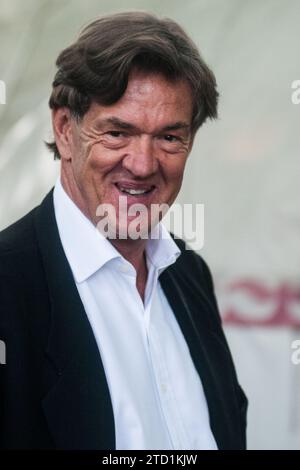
left=121, top=135, right=159, bottom=178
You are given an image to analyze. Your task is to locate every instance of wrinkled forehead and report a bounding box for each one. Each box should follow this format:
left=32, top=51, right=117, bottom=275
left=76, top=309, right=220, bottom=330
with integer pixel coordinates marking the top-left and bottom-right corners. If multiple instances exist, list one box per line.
left=82, top=71, right=194, bottom=133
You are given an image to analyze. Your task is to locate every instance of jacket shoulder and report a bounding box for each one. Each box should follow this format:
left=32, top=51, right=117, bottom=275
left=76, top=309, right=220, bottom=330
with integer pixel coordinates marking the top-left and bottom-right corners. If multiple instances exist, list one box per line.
left=0, top=208, right=37, bottom=255
left=0, top=207, right=40, bottom=280
left=171, top=235, right=216, bottom=295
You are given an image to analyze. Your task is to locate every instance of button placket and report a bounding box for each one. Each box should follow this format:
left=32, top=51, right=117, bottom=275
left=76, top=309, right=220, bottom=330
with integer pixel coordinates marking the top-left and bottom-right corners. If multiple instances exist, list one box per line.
left=147, top=321, right=186, bottom=450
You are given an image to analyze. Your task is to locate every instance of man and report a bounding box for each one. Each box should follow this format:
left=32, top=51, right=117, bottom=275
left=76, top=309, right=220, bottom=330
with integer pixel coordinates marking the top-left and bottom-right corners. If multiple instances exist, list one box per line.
left=0, top=12, right=247, bottom=450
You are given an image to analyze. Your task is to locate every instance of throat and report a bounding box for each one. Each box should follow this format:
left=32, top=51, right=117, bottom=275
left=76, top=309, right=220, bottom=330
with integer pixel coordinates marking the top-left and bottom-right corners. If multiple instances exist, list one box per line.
left=136, top=253, right=148, bottom=304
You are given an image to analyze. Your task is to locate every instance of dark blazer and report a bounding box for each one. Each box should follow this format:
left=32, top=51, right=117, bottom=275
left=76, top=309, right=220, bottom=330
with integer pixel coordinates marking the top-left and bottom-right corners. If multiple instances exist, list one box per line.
left=0, top=190, right=247, bottom=450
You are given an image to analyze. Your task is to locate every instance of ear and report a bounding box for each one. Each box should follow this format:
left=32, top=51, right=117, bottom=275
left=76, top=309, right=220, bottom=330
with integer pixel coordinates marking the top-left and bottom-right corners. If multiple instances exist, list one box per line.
left=51, top=108, right=74, bottom=161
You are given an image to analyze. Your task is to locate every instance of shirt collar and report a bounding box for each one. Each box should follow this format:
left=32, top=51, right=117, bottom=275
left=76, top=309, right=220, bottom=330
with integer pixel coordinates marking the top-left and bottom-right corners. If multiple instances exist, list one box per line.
left=53, top=178, right=181, bottom=283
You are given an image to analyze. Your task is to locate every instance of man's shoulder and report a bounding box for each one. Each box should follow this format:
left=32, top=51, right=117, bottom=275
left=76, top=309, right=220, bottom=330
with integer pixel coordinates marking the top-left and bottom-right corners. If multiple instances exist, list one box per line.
left=170, top=234, right=214, bottom=285
left=0, top=207, right=38, bottom=256
left=0, top=191, right=54, bottom=260
left=0, top=206, right=43, bottom=282
left=164, top=235, right=222, bottom=327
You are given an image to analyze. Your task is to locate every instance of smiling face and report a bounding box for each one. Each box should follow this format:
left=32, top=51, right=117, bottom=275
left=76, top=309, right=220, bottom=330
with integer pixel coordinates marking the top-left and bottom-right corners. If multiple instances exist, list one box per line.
left=53, top=69, right=194, bottom=239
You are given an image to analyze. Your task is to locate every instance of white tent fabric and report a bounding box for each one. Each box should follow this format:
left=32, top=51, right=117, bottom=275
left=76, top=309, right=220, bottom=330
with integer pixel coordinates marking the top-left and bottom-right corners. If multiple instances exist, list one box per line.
left=0, top=0, right=299, bottom=449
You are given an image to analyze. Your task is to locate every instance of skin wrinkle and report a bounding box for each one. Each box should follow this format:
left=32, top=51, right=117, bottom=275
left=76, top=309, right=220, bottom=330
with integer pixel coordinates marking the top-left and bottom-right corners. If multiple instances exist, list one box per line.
left=52, top=70, right=195, bottom=301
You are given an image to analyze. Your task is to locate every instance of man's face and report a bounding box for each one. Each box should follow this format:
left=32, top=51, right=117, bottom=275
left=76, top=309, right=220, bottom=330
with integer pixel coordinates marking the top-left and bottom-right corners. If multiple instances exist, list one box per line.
left=56, top=69, right=194, bottom=237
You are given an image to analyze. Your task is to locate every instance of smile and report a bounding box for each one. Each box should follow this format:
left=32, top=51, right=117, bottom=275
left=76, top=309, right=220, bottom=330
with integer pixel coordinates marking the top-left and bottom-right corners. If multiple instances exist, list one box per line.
left=115, top=183, right=155, bottom=196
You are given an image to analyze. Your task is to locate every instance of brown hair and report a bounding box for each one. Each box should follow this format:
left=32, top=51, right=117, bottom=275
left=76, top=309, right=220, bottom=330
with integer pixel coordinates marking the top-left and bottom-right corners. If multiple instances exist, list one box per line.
left=47, top=11, right=218, bottom=159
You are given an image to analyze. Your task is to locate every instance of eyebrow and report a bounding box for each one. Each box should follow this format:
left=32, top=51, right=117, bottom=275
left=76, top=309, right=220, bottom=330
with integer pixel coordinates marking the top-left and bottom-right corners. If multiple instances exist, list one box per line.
left=95, top=117, right=191, bottom=133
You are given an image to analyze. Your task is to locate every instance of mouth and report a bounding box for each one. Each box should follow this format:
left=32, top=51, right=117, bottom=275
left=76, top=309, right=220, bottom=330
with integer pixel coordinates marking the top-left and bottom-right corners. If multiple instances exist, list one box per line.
left=112, top=182, right=160, bottom=233
left=114, top=182, right=156, bottom=197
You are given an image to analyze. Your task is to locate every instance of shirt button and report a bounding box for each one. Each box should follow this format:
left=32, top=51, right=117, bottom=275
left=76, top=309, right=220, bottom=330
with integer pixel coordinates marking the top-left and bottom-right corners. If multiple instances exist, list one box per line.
left=160, top=383, right=168, bottom=393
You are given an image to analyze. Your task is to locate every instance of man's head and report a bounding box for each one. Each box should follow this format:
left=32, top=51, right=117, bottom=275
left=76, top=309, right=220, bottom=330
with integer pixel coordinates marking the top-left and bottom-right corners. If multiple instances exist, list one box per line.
left=48, top=12, right=218, bottom=237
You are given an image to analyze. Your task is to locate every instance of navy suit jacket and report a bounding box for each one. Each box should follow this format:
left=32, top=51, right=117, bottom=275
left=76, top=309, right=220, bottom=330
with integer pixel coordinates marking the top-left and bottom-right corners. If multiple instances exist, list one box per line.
left=0, top=190, right=247, bottom=449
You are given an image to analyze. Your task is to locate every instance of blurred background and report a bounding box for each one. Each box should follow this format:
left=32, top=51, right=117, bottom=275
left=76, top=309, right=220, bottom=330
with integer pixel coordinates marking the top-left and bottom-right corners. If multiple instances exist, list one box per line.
left=0, top=0, right=299, bottom=449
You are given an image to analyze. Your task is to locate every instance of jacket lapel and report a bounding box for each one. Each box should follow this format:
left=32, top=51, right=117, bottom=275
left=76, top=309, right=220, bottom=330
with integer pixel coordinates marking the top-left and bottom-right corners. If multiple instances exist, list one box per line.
left=34, top=190, right=115, bottom=450
left=160, top=266, right=243, bottom=450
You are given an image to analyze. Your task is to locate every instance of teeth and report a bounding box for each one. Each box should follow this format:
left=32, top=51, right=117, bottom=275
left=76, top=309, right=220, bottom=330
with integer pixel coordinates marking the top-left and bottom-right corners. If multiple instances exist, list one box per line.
left=119, top=187, right=149, bottom=195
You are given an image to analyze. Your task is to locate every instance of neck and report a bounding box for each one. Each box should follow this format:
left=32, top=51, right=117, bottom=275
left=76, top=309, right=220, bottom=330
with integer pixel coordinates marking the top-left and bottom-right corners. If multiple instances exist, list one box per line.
left=110, top=238, right=147, bottom=272
left=110, top=238, right=149, bottom=303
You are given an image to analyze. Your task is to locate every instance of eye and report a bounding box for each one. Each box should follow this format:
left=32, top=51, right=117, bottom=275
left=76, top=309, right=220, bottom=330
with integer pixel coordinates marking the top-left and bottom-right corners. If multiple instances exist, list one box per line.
left=106, top=130, right=127, bottom=138
left=162, top=134, right=180, bottom=142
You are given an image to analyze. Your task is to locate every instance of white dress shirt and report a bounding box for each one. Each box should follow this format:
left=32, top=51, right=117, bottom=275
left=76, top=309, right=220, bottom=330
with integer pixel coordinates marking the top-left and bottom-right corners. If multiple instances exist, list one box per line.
left=53, top=179, right=217, bottom=450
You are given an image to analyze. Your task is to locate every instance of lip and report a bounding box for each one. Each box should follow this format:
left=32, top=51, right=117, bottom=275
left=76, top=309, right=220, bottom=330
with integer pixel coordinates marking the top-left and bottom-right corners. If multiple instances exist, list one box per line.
left=113, top=181, right=157, bottom=205
left=115, top=181, right=156, bottom=192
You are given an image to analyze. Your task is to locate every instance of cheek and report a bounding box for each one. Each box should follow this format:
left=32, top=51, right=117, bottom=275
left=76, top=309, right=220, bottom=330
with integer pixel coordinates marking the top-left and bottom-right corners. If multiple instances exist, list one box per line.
left=163, top=158, right=187, bottom=185
left=87, top=143, right=123, bottom=174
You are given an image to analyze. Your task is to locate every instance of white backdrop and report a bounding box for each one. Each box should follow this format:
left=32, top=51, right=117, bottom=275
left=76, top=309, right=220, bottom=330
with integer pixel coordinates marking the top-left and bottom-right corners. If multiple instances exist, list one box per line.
left=1, top=0, right=299, bottom=449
